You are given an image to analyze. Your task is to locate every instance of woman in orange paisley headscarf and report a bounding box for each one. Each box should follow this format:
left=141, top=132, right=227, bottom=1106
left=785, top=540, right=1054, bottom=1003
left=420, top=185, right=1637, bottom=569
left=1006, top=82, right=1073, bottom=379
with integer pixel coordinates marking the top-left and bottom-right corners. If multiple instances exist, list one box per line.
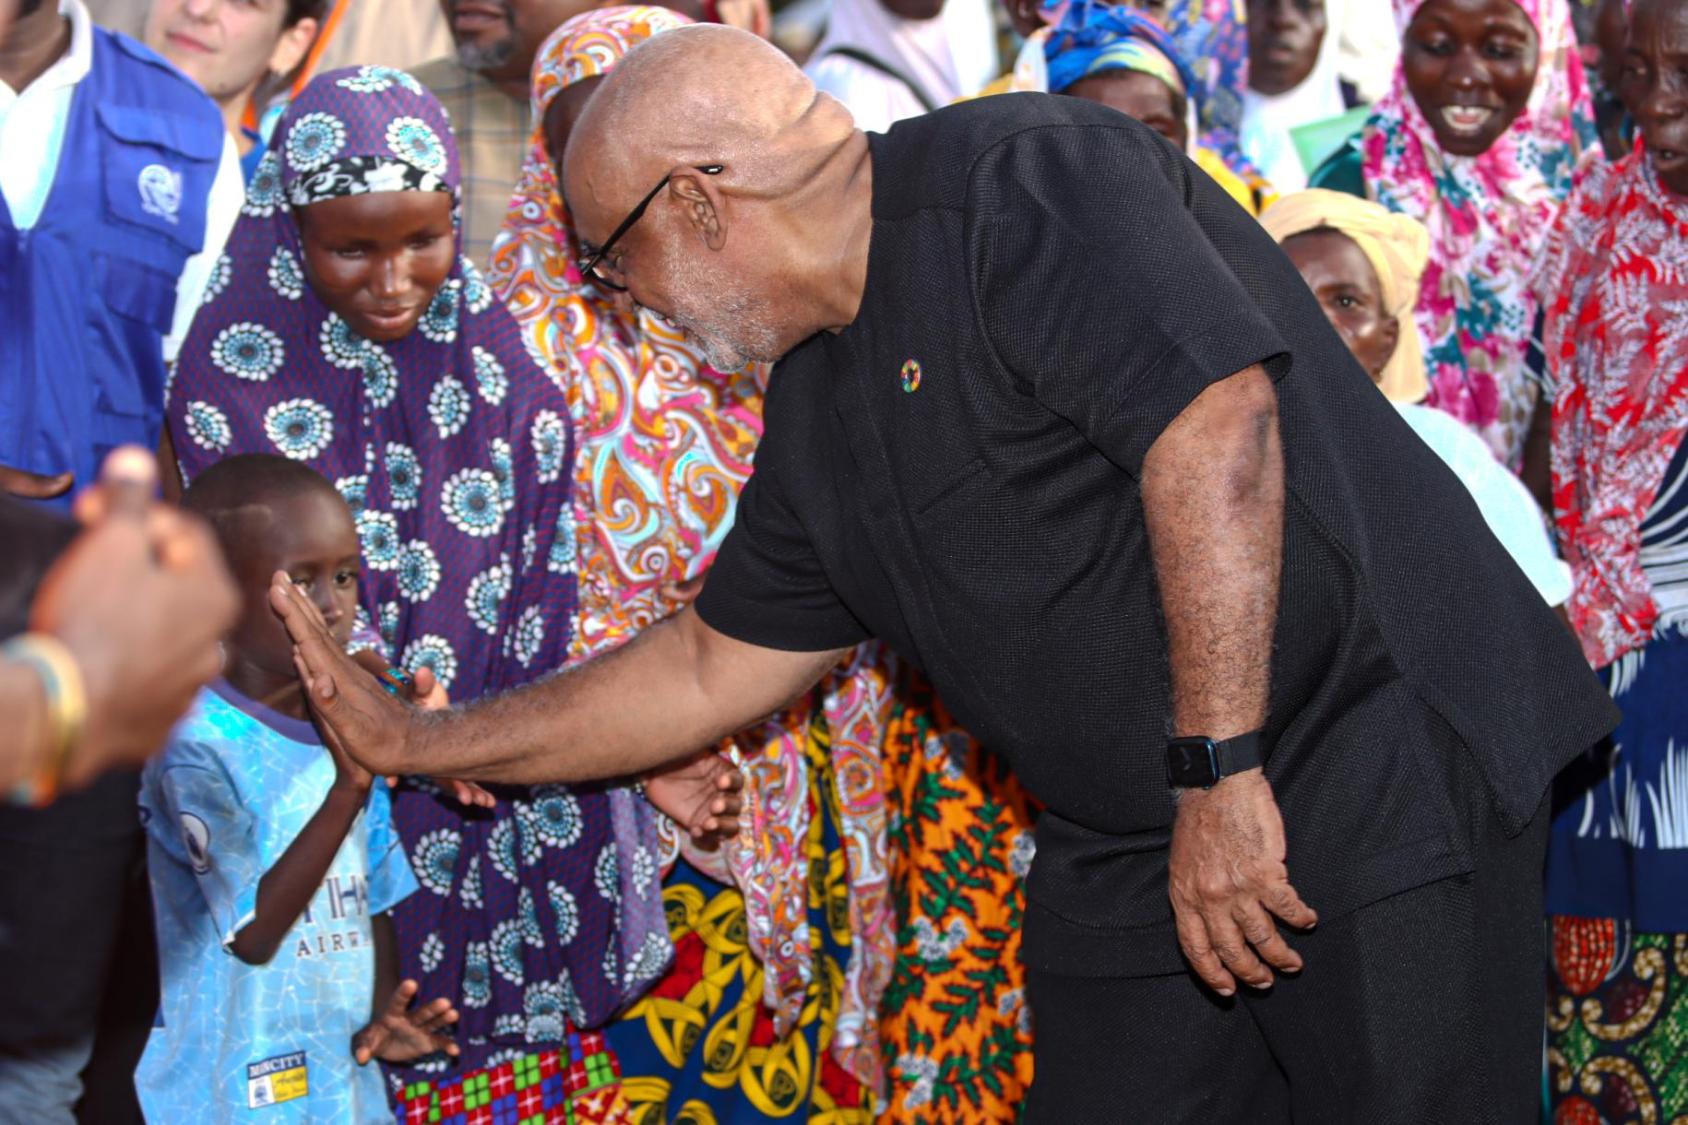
left=485, top=9, right=1040, bottom=1122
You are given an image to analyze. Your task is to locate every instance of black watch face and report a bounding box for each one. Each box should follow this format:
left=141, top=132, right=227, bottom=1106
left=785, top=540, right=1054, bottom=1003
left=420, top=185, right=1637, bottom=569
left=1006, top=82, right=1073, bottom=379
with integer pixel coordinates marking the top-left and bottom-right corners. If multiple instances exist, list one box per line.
left=1167, top=739, right=1220, bottom=788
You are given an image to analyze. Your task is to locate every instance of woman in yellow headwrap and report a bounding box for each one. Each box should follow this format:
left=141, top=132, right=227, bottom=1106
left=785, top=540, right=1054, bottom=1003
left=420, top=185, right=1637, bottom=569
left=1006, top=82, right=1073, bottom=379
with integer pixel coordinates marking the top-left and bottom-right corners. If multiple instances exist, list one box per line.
left=1261, top=189, right=1569, bottom=605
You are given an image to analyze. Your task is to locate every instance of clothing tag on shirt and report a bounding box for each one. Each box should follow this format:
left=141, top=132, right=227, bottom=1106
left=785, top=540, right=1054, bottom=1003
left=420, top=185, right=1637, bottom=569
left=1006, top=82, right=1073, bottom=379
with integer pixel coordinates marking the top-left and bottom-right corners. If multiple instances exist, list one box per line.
left=246, top=1051, right=308, bottom=1108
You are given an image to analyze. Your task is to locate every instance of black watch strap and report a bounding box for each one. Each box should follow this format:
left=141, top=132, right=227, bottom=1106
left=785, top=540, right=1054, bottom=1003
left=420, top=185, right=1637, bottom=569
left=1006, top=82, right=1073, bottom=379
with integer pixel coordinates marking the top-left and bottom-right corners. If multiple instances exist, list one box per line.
left=1166, top=730, right=1266, bottom=788
left=1213, top=731, right=1264, bottom=778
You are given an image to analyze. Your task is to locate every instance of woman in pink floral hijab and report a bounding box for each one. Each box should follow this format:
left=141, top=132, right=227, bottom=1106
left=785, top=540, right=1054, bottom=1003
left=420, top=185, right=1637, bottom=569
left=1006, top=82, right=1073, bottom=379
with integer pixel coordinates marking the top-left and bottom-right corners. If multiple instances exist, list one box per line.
left=1310, top=0, right=1597, bottom=468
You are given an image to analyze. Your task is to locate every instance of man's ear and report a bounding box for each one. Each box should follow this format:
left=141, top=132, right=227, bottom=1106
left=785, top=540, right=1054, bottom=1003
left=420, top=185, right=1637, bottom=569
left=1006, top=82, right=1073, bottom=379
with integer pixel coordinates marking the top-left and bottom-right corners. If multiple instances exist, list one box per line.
left=670, top=171, right=727, bottom=251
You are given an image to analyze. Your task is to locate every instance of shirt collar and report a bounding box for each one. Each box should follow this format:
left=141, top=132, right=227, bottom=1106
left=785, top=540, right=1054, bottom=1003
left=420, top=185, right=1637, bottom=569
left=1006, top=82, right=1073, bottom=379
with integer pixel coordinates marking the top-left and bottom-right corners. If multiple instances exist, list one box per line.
left=0, top=0, right=94, bottom=103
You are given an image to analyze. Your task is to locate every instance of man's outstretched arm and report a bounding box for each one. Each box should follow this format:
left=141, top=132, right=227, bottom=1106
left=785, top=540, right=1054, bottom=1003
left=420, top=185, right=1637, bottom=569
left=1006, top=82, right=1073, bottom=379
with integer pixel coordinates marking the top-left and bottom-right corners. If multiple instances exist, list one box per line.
left=271, top=576, right=845, bottom=785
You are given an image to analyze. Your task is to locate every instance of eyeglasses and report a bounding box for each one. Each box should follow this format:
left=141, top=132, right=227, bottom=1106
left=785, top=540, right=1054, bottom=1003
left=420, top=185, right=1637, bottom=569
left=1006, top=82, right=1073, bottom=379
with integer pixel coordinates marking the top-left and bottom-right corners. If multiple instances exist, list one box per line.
left=576, top=164, right=724, bottom=292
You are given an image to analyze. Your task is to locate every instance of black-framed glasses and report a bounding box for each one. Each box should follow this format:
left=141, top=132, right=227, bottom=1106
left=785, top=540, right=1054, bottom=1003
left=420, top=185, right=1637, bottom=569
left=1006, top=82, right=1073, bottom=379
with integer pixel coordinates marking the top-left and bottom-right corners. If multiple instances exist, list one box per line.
left=576, top=164, right=724, bottom=292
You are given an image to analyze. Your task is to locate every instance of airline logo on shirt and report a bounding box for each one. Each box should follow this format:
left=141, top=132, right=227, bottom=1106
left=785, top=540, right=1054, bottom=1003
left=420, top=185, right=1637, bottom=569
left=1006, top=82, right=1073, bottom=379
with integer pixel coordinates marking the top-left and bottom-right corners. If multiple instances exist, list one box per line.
left=247, top=1051, right=307, bottom=1108
left=293, top=873, right=373, bottom=960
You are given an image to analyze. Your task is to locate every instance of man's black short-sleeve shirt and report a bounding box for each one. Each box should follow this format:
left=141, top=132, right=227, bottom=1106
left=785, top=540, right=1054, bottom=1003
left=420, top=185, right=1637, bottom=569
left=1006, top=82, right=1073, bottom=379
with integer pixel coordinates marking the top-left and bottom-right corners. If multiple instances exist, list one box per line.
left=697, top=95, right=1616, bottom=973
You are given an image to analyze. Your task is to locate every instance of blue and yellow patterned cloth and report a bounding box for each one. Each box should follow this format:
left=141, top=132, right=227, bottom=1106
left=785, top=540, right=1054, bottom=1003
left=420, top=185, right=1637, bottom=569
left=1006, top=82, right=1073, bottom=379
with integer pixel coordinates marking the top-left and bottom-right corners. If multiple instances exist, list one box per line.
left=1044, top=4, right=1198, bottom=106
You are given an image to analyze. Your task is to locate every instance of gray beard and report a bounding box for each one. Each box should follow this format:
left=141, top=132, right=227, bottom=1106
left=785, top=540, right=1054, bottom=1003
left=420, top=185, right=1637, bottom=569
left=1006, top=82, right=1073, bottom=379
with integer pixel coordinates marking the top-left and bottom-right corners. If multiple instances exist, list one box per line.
left=456, top=35, right=516, bottom=72
left=695, top=334, right=752, bottom=374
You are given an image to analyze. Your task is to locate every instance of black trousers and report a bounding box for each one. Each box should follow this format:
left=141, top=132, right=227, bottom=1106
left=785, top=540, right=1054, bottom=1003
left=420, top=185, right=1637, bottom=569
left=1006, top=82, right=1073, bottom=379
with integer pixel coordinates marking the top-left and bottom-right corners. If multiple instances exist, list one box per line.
left=0, top=775, right=155, bottom=1124
left=1024, top=792, right=1548, bottom=1124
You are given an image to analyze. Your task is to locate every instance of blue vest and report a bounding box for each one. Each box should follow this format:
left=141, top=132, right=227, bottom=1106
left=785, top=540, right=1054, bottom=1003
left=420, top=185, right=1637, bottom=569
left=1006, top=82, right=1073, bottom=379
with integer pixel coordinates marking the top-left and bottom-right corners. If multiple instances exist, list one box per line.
left=0, top=31, right=223, bottom=509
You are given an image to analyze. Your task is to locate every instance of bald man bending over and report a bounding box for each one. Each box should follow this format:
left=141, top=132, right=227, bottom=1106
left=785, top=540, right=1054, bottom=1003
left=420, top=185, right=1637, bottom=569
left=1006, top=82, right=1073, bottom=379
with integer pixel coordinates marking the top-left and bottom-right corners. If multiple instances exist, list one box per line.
left=274, top=25, right=1616, bottom=1121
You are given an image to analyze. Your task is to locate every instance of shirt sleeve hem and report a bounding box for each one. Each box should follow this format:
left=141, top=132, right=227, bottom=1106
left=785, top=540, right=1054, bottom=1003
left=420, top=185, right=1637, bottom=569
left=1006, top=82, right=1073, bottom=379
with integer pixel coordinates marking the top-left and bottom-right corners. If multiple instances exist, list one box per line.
left=695, top=585, right=870, bottom=653
left=217, top=899, right=258, bottom=954
left=368, top=867, right=421, bottom=918
left=1103, top=316, right=1291, bottom=473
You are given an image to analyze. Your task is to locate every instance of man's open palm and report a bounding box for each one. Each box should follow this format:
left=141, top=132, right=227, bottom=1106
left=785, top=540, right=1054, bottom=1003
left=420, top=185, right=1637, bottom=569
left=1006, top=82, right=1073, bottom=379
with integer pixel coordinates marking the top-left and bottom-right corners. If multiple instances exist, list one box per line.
left=271, top=574, right=410, bottom=777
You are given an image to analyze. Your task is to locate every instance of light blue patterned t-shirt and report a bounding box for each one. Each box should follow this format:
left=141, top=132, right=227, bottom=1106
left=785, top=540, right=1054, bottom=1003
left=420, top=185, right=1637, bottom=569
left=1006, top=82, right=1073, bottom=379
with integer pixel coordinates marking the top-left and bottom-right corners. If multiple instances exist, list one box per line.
left=137, top=681, right=419, bottom=1124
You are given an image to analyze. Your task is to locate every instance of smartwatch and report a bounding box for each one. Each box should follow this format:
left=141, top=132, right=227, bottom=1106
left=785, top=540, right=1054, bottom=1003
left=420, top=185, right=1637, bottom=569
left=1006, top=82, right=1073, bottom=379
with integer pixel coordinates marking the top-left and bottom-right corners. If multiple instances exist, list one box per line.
left=1166, top=731, right=1265, bottom=789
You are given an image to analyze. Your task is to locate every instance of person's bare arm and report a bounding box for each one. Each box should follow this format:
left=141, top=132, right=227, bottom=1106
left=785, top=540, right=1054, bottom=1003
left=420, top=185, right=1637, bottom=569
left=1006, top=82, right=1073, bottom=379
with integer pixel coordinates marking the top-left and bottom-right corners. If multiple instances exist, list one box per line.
left=229, top=722, right=379, bottom=965
left=1144, top=366, right=1317, bottom=997
left=0, top=463, right=73, bottom=500
left=156, top=424, right=183, bottom=506
left=228, top=781, right=369, bottom=964
left=1519, top=390, right=1553, bottom=515
left=271, top=577, right=843, bottom=786
left=372, top=912, right=400, bottom=1016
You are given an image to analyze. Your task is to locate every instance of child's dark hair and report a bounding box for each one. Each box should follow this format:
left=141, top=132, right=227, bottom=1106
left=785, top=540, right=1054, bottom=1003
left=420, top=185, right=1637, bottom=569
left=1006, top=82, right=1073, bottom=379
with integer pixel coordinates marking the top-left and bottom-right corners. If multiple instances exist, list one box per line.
left=286, top=0, right=331, bottom=28
left=183, top=454, right=343, bottom=566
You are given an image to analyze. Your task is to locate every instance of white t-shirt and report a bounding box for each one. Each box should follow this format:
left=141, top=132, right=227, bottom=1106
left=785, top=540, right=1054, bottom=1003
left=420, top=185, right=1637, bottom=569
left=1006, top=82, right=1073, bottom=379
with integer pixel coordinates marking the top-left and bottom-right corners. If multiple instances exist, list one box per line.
left=804, top=0, right=999, bottom=133
left=0, top=0, right=243, bottom=362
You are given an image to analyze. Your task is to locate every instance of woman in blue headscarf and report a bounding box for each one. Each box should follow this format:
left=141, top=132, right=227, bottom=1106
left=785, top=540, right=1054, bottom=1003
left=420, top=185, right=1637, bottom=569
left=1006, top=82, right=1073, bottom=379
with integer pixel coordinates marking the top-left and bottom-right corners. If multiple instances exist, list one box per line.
left=1044, top=2, right=1277, bottom=213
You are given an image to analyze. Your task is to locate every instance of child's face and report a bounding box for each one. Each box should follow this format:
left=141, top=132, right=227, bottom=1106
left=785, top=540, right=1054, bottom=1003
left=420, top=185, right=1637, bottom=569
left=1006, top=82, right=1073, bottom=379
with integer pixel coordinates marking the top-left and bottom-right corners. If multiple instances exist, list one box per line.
left=227, top=489, right=361, bottom=681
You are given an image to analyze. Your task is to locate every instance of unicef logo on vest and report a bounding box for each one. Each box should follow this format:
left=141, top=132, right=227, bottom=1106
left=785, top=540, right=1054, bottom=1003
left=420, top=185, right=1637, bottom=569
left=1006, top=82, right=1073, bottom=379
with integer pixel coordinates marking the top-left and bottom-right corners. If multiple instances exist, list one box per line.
left=138, top=163, right=183, bottom=224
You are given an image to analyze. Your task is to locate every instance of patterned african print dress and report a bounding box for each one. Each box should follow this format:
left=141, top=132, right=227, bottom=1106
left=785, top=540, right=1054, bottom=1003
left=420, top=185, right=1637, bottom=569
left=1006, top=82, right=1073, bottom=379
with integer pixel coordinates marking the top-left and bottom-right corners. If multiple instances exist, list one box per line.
left=879, top=674, right=1039, bottom=1122
left=164, top=69, right=667, bottom=1125
left=1539, top=149, right=1688, bottom=1124
left=1311, top=0, right=1597, bottom=467
left=1546, top=441, right=1688, bottom=1123
left=489, top=10, right=1039, bottom=1121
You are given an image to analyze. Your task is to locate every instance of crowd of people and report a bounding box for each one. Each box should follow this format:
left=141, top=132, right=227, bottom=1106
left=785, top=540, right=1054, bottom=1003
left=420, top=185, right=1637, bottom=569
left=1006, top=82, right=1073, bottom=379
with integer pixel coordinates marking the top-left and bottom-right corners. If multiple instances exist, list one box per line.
left=0, top=0, right=1683, bottom=1119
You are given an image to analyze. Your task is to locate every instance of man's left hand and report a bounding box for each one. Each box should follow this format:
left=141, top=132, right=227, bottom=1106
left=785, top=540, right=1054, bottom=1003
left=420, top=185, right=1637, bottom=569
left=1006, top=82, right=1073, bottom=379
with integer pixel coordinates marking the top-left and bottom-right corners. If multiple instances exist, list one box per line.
left=1168, top=768, right=1317, bottom=996
left=644, top=749, right=744, bottom=846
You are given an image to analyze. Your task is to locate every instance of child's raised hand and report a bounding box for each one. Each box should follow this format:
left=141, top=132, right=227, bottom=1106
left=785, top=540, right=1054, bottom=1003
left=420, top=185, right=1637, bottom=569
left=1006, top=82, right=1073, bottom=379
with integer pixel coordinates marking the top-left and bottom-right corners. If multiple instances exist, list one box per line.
left=348, top=652, right=448, bottom=712
left=437, top=777, right=496, bottom=808
left=352, top=980, right=459, bottom=1066
left=644, top=750, right=745, bottom=847
left=382, top=773, right=497, bottom=809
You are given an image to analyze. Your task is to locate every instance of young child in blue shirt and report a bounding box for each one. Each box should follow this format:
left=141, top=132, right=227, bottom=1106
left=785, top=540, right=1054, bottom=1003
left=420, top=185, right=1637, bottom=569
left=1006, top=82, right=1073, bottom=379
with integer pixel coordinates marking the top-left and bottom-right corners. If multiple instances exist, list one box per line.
left=138, top=454, right=459, bottom=1123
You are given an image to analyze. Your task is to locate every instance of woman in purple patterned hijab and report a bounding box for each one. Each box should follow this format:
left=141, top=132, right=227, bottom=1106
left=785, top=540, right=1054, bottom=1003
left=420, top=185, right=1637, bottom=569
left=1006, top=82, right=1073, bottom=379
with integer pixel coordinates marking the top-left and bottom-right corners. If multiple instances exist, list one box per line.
left=166, top=67, right=669, bottom=1114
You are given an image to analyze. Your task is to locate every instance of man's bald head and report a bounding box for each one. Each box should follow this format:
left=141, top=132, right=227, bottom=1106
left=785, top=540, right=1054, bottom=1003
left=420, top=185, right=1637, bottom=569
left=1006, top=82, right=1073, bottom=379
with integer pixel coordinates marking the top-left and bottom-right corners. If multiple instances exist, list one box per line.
left=565, top=24, right=820, bottom=207
left=560, top=23, right=867, bottom=372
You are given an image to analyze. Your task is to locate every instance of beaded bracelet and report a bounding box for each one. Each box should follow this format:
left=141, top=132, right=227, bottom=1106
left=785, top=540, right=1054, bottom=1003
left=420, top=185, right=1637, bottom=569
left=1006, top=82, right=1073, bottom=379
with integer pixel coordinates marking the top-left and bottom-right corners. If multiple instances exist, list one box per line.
left=378, top=667, right=414, bottom=697
left=5, top=634, right=88, bottom=807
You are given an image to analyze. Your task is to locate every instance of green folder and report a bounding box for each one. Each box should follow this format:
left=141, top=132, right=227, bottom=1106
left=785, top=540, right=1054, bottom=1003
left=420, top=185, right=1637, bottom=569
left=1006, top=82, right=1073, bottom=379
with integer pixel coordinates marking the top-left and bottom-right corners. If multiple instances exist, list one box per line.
left=1290, top=105, right=1372, bottom=180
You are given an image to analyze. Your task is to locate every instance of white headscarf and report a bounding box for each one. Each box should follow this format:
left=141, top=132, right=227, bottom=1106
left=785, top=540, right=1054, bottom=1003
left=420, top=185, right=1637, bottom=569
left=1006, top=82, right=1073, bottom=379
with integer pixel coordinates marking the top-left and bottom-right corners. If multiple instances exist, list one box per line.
left=1335, top=0, right=1399, bottom=102
left=1238, top=0, right=1347, bottom=192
